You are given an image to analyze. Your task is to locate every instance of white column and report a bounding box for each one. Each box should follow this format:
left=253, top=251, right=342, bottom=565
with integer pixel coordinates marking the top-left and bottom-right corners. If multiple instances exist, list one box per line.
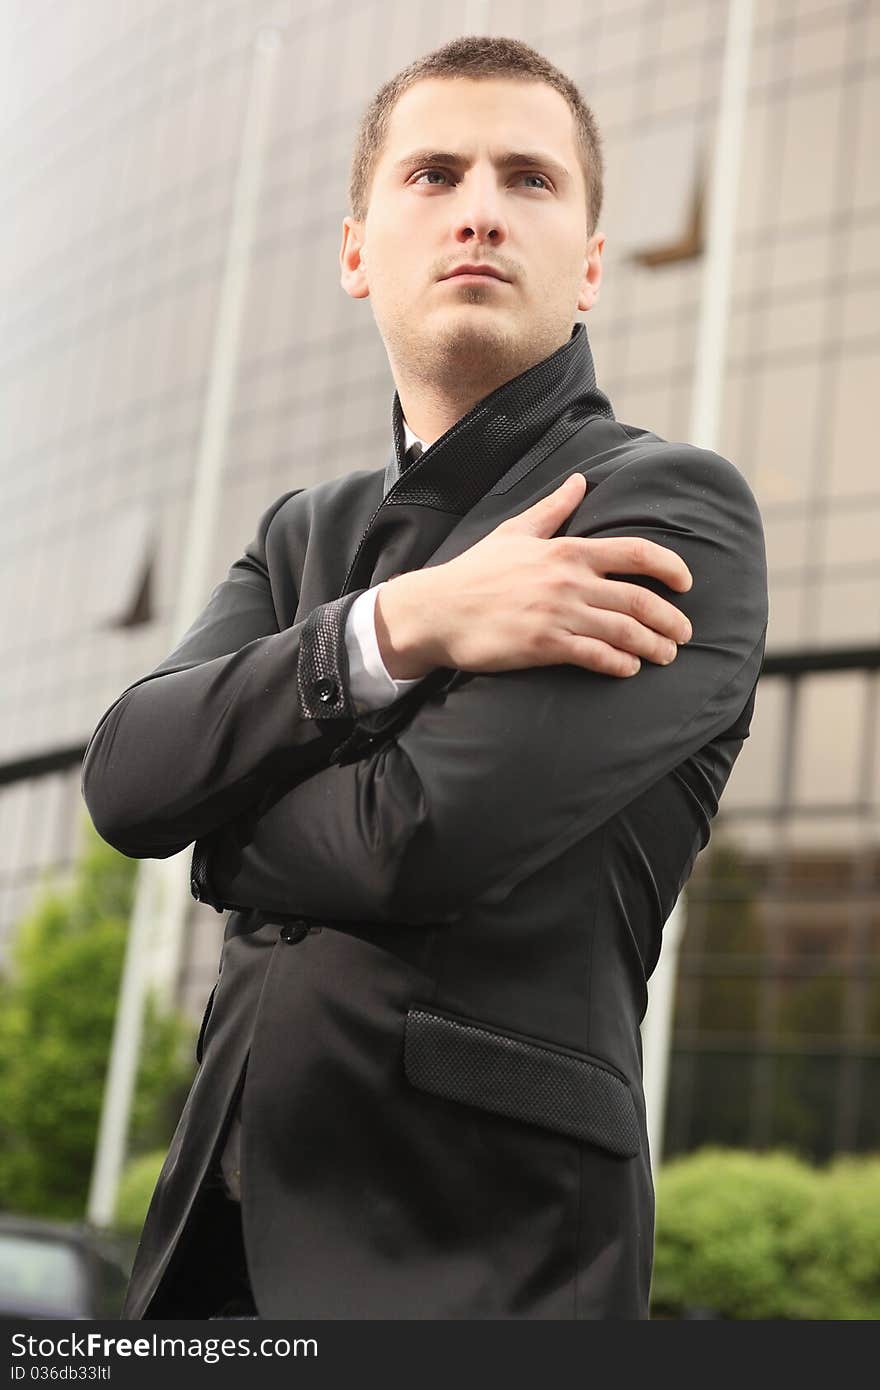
left=87, top=23, right=285, bottom=1229
left=640, top=0, right=755, bottom=1172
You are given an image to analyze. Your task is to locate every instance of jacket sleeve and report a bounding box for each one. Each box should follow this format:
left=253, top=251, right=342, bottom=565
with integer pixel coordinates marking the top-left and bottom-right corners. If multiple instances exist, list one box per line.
left=194, top=445, right=769, bottom=924
left=80, top=489, right=369, bottom=859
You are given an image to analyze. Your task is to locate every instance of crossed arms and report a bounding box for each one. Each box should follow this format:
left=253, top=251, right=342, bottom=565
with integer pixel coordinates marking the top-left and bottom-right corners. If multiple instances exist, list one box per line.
left=82, top=446, right=768, bottom=927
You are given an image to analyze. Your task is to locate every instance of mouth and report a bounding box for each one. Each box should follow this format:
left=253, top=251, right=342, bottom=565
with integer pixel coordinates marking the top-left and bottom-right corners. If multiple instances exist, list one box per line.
left=440, top=265, right=510, bottom=283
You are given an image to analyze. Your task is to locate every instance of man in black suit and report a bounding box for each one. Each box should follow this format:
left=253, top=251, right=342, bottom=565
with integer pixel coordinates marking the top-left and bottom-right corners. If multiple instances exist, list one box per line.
left=82, top=35, right=767, bottom=1319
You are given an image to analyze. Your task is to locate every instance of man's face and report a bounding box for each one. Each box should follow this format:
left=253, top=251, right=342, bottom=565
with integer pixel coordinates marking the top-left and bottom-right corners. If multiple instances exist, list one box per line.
left=340, top=77, right=604, bottom=396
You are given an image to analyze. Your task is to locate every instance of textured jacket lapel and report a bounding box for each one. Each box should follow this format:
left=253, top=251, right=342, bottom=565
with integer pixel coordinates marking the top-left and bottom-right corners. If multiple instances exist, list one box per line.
left=342, top=321, right=614, bottom=595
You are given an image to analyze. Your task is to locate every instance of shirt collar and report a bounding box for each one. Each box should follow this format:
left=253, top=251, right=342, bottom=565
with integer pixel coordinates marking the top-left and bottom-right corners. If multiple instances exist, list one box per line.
left=402, top=417, right=428, bottom=456
left=383, top=417, right=429, bottom=495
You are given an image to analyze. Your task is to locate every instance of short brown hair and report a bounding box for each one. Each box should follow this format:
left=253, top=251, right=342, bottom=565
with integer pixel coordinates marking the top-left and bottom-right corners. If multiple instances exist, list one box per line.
left=348, top=35, right=604, bottom=238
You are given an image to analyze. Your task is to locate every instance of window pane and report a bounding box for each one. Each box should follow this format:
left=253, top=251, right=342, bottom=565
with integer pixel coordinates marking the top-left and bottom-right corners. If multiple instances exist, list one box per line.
left=616, top=120, right=700, bottom=254
left=721, top=677, right=786, bottom=810
left=791, top=672, right=865, bottom=809
left=769, top=1054, right=839, bottom=1161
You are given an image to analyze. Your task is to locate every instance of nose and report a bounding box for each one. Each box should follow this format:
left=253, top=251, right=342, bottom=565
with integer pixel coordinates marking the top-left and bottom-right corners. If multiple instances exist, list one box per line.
left=451, top=166, right=509, bottom=248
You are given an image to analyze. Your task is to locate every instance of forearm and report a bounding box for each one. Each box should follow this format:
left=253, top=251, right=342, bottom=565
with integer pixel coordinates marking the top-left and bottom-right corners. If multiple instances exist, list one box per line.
left=81, top=591, right=368, bottom=859
left=195, top=618, right=765, bottom=926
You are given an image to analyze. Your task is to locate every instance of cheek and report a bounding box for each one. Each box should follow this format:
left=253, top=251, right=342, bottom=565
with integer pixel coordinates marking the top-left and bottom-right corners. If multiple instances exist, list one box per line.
left=375, top=259, right=411, bottom=301
left=365, top=235, right=412, bottom=290
left=545, top=246, right=588, bottom=298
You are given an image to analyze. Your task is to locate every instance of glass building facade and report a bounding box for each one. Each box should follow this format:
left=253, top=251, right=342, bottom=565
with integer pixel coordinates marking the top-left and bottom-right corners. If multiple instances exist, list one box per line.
left=1, top=0, right=878, bottom=1161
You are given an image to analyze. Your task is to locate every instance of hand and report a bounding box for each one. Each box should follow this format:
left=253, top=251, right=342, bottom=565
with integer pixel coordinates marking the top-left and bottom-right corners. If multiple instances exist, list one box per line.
left=375, top=472, right=694, bottom=680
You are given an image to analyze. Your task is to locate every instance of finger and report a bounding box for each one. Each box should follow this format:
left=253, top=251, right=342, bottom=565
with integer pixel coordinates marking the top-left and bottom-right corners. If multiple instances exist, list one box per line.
left=580, top=579, right=693, bottom=645
left=574, top=605, right=682, bottom=666
left=556, top=633, right=642, bottom=678
left=503, top=473, right=587, bottom=538
left=564, top=535, right=693, bottom=592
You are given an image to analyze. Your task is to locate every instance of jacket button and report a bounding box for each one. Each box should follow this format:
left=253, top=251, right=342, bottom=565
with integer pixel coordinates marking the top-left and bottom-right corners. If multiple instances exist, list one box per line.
left=280, top=919, right=310, bottom=945
left=313, top=676, right=339, bottom=704
left=190, top=876, right=200, bottom=900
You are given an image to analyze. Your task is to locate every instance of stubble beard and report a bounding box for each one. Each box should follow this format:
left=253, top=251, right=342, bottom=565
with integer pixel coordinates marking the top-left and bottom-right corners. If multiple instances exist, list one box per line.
left=385, top=298, right=556, bottom=404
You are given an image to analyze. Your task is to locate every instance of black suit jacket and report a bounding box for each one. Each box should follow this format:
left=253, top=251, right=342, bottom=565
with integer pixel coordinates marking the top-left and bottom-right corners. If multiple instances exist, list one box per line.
left=82, top=326, right=768, bottom=1319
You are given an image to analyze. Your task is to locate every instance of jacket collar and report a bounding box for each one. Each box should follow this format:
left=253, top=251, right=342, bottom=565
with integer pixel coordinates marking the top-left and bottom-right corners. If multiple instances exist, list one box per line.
left=381, top=320, right=613, bottom=501
left=348, top=321, right=614, bottom=595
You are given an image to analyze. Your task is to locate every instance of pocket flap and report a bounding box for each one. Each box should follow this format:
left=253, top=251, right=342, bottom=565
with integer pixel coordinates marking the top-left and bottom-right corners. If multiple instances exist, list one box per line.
left=404, top=1005, right=640, bottom=1158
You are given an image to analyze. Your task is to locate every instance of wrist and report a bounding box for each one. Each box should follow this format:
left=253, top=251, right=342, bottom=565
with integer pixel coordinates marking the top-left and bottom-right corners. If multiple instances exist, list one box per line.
left=374, top=571, right=444, bottom=679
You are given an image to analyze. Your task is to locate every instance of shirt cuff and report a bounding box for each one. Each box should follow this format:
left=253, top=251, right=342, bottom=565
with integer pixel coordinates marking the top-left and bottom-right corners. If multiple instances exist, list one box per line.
left=344, top=584, right=425, bottom=714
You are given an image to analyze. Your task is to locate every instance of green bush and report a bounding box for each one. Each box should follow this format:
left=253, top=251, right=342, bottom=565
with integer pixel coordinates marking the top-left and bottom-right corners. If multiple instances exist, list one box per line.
left=651, top=1146, right=880, bottom=1319
left=0, top=819, right=195, bottom=1220
left=781, top=1156, right=880, bottom=1320
left=114, top=1148, right=169, bottom=1235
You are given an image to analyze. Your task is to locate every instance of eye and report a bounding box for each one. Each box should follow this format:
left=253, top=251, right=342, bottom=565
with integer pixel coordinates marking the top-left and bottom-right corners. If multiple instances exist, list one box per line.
left=405, top=169, right=550, bottom=191
left=412, top=169, right=451, bottom=185
left=521, top=173, right=551, bottom=190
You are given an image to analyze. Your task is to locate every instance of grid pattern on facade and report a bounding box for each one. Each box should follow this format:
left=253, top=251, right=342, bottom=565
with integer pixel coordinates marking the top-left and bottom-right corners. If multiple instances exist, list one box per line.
left=1, top=0, right=878, bottom=1122
left=665, top=660, right=880, bottom=1159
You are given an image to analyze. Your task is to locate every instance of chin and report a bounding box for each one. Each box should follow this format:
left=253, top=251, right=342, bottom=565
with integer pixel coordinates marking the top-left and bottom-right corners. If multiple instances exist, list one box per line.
left=436, top=308, right=510, bottom=339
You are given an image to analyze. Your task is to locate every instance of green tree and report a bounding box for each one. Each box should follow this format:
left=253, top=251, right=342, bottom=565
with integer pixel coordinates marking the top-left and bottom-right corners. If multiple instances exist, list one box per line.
left=114, top=1149, right=169, bottom=1235
left=0, top=817, right=194, bottom=1220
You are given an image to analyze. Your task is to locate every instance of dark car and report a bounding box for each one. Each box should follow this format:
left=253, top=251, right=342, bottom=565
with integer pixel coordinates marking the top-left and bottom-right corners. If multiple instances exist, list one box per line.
left=0, top=1214, right=133, bottom=1320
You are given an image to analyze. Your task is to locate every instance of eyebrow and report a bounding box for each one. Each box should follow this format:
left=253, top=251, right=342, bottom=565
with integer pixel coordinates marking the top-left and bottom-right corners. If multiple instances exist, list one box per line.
left=391, top=148, right=572, bottom=188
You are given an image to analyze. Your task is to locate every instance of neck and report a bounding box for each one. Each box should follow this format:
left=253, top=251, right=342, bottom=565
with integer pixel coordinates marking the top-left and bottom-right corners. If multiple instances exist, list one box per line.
left=395, top=380, right=493, bottom=448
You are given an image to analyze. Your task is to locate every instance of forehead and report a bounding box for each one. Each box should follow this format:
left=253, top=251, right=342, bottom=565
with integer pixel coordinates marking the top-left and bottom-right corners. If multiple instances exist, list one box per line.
left=380, top=76, right=579, bottom=167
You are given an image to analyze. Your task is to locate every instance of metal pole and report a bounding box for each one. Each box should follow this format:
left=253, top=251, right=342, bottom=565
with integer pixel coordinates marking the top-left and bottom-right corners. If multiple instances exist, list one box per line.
left=87, top=24, right=284, bottom=1228
left=640, top=0, right=755, bottom=1169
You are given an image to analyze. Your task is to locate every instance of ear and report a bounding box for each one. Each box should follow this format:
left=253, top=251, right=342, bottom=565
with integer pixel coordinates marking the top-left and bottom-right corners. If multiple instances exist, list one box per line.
left=577, top=230, right=605, bottom=313
left=340, top=216, right=370, bottom=300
